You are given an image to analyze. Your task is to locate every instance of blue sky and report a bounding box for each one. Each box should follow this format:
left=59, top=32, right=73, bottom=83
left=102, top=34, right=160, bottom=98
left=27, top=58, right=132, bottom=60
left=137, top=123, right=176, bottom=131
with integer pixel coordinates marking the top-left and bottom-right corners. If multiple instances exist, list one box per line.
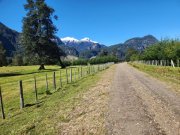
left=0, top=0, right=180, bottom=45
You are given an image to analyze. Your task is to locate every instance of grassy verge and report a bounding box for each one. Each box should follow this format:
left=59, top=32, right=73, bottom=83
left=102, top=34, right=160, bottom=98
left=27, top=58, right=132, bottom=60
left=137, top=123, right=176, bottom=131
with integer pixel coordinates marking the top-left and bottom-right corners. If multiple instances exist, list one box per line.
left=129, top=62, right=180, bottom=92
left=0, top=65, right=108, bottom=134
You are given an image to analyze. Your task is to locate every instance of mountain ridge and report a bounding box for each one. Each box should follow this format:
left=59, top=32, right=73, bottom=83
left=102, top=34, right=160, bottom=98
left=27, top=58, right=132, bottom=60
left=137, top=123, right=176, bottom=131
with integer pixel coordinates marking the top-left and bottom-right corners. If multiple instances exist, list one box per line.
left=61, top=36, right=106, bottom=53
left=0, top=22, right=20, bottom=57
left=107, top=35, right=158, bottom=60
left=0, top=22, right=158, bottom=60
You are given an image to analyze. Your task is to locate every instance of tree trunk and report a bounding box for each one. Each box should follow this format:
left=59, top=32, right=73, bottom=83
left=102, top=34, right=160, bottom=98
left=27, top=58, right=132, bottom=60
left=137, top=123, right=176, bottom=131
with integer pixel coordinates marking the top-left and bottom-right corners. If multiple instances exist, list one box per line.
left=59, top=59, right=66, bottom=69
left=39, top=64, right=45, bottom=70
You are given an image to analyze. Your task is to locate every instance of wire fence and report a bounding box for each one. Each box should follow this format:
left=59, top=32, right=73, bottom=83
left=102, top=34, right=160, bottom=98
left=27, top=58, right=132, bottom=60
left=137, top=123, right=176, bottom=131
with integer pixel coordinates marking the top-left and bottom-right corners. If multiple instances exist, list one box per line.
left=132, top=59, right=180, bottom=68
left=0, top=63, right=114, bottom=120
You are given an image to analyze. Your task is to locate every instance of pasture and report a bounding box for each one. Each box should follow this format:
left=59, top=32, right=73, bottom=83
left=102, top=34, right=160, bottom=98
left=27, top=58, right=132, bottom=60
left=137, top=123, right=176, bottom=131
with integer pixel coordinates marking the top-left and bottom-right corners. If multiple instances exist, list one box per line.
left=0, top=64, right=109, bottom=134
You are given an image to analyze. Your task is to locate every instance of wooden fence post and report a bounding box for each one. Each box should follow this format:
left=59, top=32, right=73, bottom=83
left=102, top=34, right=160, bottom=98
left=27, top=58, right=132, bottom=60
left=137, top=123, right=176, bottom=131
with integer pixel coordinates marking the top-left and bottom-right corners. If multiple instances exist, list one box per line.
left=164, top=60, right=166, bottom=66
left=74, top=68, right=76, bottom=81
left=70, top=68, right=72, bottom=83
left=155, top=60, right=158, bottom=66
left=167, top=60, right=169, bottom=66
left=78, top=67, right=80, bottom=79
left=86, top=68, right=88, bottom=76
left=171, top=60, right=175, bottom=68
left=19, top=80, right=24, bottom=109
left=66, top=68, right=68, bottom=84
left=59, top=70, right=62, bottom=88
left=0, top=87, right=5, bottom=119
left=89, top=66, right=90, bottom=74
left=45, top=74, right=49, bottom=93
left=160, top=60, right=163, bottom=66
left=34, top=76, right=38, bottom=103
left=177, top=59, right=179, bottom=67
left=53, top=72, right=56, bottom=90
left=81, top=66, right=82, bottom=78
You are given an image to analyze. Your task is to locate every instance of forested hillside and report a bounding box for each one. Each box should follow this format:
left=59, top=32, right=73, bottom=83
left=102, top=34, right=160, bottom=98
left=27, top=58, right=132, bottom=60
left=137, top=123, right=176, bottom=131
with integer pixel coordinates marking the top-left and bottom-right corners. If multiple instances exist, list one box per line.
left=127, top=40, right=180, bottom=62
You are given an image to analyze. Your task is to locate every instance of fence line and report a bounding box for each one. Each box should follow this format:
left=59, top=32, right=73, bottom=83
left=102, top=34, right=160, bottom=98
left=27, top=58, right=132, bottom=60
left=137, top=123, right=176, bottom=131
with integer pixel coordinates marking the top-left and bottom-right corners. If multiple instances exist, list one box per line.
left=0, top=63, right=114, bottom=119
left=133, top=59, right=180, bottom=67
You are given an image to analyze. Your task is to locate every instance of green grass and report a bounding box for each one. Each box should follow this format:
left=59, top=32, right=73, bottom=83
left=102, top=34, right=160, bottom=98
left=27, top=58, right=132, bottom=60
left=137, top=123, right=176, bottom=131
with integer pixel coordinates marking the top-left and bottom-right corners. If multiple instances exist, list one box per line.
left=129, top=62, right=180, bottom=91
left=0, top=65, right=104, bottom=134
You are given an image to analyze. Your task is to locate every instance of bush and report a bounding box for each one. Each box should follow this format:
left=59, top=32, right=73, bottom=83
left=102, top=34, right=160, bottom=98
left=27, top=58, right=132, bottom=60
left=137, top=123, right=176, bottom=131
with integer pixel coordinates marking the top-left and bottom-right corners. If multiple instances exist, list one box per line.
left=12, top=55, right=24, bottom=66
left=142, top=40, right=180, bottom=61
left=89, top=56, right=118, bottom=64
left=62, top=61, right=71, bottom=67
left=129, top=39, right=180, bottom=63
left=72, top=59, right=88, bottom=66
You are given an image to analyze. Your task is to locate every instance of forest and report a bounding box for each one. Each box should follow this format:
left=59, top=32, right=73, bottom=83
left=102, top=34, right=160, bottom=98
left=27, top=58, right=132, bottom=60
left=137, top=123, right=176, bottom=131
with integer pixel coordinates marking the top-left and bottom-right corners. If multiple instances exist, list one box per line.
left=126, top=40, right=180, bottom=63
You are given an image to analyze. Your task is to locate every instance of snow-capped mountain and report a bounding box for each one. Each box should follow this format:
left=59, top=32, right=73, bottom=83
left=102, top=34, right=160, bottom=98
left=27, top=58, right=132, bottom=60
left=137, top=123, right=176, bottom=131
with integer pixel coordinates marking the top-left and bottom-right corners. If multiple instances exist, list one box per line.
left=0, top=22, right=158, bottom=60
left=61, top=37, right=106, bottom=52
left=61, top=37, right=79, bottom=43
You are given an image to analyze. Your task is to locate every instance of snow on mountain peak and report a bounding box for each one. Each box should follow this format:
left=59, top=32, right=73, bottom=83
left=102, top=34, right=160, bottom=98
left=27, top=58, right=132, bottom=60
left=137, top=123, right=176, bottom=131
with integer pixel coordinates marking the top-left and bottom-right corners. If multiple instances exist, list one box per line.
left=81, top=37, right=98, bottom=43
left=61, top=37, right=98, bottom=43
left=81, top=37, right=91, bottom=42
left=61, top=37, right=79, bottom=42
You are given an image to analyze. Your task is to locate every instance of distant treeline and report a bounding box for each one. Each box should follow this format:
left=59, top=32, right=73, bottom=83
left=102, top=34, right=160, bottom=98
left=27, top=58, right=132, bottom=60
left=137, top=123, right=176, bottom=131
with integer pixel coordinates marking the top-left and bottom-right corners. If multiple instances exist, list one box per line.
left=126, top=40, right=180, bottom=62
left=63, top=56, right=119, bottom=66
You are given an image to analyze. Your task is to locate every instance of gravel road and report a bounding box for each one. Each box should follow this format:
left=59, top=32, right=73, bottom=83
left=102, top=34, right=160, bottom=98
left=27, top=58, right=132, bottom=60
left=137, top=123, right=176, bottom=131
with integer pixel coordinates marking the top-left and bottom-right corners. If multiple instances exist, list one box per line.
left=106, top=63, right=180, bottom=135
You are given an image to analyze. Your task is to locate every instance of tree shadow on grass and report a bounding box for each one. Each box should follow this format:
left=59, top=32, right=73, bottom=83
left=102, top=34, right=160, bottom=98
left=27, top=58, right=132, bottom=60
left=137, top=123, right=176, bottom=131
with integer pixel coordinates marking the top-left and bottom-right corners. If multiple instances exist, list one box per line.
left=0, top=73, right=22, bottom=77
left=0, top=69, right=60, bottom=78
left=25, top=101, right=44, bottom=108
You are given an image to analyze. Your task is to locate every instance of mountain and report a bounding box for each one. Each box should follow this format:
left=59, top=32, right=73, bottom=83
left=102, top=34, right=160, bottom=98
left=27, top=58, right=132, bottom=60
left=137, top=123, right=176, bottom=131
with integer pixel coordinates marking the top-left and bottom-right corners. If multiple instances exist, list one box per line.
left=0, top=22, right=20, bottom=57
left=124, top=35, right=158, bottom=49
left=107, top=35, right=158, bottom=60
left=0, top=22, right=159, bottom=61
left=61, top=37, right=106, bottom=58
left=61, top=37, right=106, bottom=52
left=0, top=22, right=78, bottom=58
left=52, top=36, right=79, bottom=57
left=59, top=45, right=79, bottom=57
left=61, top=36, right=158, bottom=59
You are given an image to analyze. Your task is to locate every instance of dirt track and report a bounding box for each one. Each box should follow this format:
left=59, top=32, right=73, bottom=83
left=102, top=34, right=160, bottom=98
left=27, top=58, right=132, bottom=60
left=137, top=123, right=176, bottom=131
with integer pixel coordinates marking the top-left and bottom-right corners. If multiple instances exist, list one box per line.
left=106, top=63, right=180, bottom=135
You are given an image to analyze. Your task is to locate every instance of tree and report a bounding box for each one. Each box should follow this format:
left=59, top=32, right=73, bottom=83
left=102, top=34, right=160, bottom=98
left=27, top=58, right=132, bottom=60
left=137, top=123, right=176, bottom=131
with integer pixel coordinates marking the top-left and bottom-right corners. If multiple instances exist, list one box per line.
left=125, top=48, right=138, bottom=61
left=0, top=42, right=7, bottom=66
left=89, top=55, right=118, bottom=64
left=142, top=40, right=180, bottom=61
left=99, top=50, right=108, bottom=57
left=21, top=0, right=65, bottom=69
left=12, top=54, right=24, bottom=66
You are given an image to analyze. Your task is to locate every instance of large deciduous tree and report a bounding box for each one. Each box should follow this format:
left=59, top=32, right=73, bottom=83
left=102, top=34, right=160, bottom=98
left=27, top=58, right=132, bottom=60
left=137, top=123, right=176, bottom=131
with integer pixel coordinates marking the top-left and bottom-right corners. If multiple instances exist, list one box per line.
left=21, top=0, right=65, bottom=69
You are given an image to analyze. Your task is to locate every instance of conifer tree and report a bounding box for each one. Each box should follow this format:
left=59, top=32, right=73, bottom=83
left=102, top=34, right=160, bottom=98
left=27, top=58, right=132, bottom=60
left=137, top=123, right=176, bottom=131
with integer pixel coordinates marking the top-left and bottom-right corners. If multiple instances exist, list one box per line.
left=21, top=0, right=65, bottom=69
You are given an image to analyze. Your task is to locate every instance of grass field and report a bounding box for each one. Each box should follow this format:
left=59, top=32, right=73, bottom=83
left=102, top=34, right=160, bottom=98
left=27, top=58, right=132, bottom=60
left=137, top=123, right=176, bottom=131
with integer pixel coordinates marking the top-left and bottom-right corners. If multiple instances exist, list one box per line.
left=0, top=65, right=107, bottom=134
left=129, top=62, right=180, bottom=92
